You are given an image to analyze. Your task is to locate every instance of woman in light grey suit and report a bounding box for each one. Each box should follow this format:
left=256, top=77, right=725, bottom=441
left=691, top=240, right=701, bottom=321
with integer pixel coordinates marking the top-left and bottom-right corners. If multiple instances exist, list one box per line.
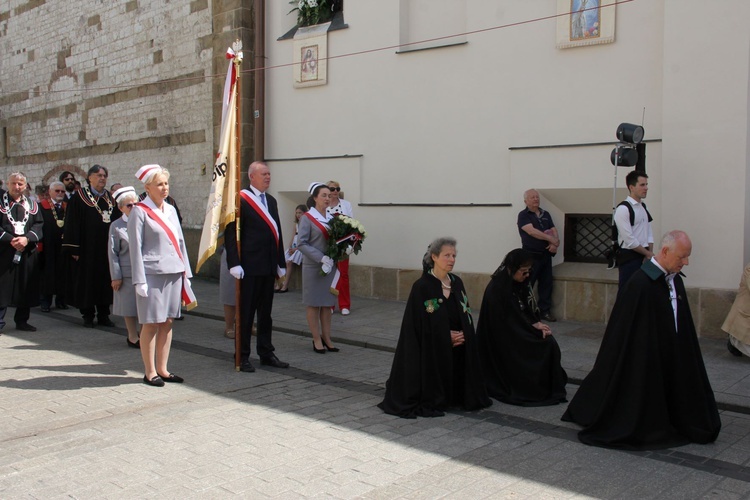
left=297, top=183, right=339, bottom=354
left=128, top=165, right=192, bottom=387
left=108, top=186, right=140, bottom=348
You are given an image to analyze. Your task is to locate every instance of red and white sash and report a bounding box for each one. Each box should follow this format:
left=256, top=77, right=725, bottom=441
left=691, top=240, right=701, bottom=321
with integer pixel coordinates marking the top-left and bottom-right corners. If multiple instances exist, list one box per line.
left=135, top=202, right=198, bottom=310
left=240, top=189, right=279, bottom=248
left=304, top=210, right=329, bottom=238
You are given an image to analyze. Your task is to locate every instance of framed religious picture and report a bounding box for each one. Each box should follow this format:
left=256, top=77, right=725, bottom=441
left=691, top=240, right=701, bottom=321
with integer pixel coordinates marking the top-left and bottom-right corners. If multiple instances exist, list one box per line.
left=293, top=22, right=330, bottom=88
left=556, top=0, right=616, bottom=49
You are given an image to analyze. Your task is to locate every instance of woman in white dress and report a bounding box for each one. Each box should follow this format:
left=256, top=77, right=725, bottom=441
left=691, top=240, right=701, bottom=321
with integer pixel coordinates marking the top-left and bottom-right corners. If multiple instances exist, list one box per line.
left=277, top=204, right=307, bottom=293
left=108, top=186, right=140, bottom=348
left=128, top=165, right=193, bottom=387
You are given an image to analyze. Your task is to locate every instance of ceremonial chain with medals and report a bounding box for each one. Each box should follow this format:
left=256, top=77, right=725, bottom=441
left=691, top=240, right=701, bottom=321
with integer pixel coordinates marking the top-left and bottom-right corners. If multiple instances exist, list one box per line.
left=1, top=192, right=30, bottom=236
left=83, top=187, right=114, bottom=223
left=51, top=202, right=65, bottom=228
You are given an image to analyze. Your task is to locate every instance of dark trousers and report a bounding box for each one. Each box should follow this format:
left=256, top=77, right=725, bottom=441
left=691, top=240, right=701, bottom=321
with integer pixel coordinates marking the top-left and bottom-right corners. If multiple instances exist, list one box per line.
left=80, top=305, right=111, bottom=321
left=617, top=255, right=643, bottom=297
left=529, top=250, right=553, bottom=314
left=0, top=306, right=30, bottom=328
left=240, top=274, right=276, bottom=360
left=40, top=294, right=66, bottom=309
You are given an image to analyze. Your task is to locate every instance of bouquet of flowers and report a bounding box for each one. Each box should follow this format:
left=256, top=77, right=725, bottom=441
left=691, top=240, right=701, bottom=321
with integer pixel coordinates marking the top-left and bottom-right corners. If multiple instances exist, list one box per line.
left=325, top=214, right=366, bottom=263
left=289, top=0, right=335, bottom=28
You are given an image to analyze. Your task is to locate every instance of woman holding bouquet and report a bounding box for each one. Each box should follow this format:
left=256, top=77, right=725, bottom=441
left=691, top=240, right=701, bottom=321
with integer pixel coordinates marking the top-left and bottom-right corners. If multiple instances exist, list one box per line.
left=297, top=183, right=339, bottom=353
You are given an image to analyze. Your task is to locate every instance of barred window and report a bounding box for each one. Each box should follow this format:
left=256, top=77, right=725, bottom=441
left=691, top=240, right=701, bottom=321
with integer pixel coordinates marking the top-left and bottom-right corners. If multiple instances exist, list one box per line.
left=564, top=214, right=611, bottom=263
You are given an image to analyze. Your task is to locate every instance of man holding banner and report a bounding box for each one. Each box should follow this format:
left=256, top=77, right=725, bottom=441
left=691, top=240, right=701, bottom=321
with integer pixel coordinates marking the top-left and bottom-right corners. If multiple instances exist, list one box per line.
left=225, top=162, right=289, bottom=373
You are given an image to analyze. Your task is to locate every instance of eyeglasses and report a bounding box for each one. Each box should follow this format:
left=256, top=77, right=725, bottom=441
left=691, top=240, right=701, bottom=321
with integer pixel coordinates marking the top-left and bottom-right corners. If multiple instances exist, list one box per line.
left=63, top=177, right=74, bottom=181
left=53, top=189, right=65, bottom=193
left=125, top=203, right=135, bottom=208
left=328, top=187, right=341, bottom=192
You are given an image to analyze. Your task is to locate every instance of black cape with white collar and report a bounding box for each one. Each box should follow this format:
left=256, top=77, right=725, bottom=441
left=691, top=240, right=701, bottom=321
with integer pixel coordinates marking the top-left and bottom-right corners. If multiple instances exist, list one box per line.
left=562, top=260, right=721, bottom=449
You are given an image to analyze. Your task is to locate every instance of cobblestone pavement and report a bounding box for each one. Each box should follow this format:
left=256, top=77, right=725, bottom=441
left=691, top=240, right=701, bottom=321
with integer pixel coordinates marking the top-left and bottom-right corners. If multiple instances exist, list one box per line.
left=1, top=278, right=750, bottom=499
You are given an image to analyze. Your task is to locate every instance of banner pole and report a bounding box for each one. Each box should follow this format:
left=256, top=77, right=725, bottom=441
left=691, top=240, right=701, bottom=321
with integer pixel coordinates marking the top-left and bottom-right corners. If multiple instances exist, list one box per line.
left=233, top=40, right=243, bottom=371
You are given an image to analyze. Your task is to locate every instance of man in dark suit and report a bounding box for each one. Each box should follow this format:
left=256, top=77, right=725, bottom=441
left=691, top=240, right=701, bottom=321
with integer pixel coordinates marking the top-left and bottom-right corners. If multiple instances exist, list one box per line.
left=225, top=161, right=289, bottom=372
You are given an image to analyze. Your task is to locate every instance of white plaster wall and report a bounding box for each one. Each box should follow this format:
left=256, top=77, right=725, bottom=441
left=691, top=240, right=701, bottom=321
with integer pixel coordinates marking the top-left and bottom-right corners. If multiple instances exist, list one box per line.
left=264, top=0, right=688, bottom=277
left=661, top=0, right=750, bottom=288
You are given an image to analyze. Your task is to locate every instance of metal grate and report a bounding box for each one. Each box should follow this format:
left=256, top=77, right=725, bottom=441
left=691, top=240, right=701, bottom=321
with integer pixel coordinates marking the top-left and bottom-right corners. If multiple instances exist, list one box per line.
left=564, top=214, right=611, bottom=263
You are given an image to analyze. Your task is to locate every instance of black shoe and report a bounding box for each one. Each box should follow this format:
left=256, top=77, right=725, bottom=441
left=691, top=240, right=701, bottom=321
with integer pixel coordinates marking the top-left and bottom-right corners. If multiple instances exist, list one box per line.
left=158, top=373, right=184, bottom=383
left=127, top=339, right=140, bottom=349
left=143, top=375, right=165, bottom=387
left=83, top=319, right=95, bottom=328
left=40, top=306, right=51, bottom=313
left=322, top=340, right=340, bottom=352
left=727, top=339, right=743, bottom=357
left=541, top=312, right=557, bottom=322
left=56, top=304, right=69, bottom=310
left=175, top=316, right=185, bottom=321
left=313, top=341, right=326, bottom=354
left=260, top=354, right=290, bottom=368
left=98, top=318, right=116, bottom=327
left=240, top=360, right=256, bottom=373
left=16, top=323, right=37, bottom=332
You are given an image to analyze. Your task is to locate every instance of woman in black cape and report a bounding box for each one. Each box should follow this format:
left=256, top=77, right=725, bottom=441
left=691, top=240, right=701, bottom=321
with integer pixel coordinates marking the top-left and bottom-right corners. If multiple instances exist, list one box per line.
left=476, top=248, right=567, bottom=406
left=378, top=237, right=491, bottom=418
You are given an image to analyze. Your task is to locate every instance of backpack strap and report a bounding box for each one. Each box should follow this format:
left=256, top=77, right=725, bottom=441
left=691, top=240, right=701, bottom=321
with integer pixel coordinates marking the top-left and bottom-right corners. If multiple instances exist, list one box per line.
left=617, top=200, right=636, bottom=226
left=642, top=202, right=653, bottom=223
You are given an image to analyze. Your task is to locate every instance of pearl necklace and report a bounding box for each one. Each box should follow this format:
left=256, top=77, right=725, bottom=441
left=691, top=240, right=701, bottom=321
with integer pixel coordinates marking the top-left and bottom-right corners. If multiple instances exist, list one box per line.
left=430, top=270, right=451, bottom=290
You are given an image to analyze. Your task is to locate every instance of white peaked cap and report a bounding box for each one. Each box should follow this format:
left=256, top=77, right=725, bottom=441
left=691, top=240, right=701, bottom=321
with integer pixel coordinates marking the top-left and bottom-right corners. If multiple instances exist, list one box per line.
left=112, top=186, right=136, bottom=203
left=135, top=164, right=163, bottom=184
left=308, top=182, right=325, bottom=194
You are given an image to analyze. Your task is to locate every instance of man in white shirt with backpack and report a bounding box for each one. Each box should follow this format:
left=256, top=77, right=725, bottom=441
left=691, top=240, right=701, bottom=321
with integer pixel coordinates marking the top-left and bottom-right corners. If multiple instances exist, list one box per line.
left=614, top=170, right=654, bottom=295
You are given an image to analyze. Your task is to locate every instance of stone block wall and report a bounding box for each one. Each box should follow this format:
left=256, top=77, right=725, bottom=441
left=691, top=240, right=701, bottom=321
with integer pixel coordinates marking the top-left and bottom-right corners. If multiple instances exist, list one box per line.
left=283, top=260, right=735, bottom=339
left=0, top=1, right=216, bottom=228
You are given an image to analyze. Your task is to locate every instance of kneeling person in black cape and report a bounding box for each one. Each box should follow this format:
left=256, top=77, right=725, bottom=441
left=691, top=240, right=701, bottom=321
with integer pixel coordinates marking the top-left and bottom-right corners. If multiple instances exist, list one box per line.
left=378, top=237, right=491, bottom=418
left=476, top=249, right=567, bottom=406
left=562, top=230, right=721, bottom=450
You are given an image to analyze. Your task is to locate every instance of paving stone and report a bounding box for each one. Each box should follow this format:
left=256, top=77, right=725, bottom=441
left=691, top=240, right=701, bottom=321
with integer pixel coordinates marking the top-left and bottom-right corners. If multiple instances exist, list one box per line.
left=3, top=279, right=750, bottom=498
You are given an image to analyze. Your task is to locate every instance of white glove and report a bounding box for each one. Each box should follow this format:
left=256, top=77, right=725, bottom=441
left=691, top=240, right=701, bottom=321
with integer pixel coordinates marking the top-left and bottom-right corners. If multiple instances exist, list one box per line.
left=345, top=245, right=354, bottom=256
left=320, top=256, right=334, bottom=275
left=229, top=265, right=244, bottom=279
left=136, top=283, right=149, bottom=297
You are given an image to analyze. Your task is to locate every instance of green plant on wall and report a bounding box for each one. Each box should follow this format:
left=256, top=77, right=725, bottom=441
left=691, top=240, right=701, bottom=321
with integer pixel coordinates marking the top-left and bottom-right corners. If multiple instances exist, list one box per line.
left=289, top=0, right=335, bottom=27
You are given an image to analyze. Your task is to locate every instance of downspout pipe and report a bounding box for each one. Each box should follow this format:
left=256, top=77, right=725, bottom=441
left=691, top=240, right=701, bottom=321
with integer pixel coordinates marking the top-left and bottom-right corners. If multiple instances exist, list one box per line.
left=254, top=0, right=266, bottom=162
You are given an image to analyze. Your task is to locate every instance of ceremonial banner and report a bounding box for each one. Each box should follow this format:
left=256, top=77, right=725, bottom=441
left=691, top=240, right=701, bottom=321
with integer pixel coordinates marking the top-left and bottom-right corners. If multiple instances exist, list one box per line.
left=196, top=48, right=241, bottom=271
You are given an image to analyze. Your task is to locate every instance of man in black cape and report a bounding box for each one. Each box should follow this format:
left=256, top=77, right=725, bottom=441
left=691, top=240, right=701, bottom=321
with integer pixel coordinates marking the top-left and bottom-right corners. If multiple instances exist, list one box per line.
left=38, top=181, right=68, bottom=311
left=477, top=249, right=567, bottom=406
left=62, top=165, right=121, bottom=327
left=0, top=172, right=44, bottom=332
left=378, top=238, right=491, bottom=418
left=562, top=230, right=721, bottom=450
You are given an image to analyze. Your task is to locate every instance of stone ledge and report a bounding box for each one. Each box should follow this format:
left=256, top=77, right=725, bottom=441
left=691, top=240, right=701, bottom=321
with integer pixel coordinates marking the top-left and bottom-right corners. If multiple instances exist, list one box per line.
left=185, top=229, right=735, bottom=339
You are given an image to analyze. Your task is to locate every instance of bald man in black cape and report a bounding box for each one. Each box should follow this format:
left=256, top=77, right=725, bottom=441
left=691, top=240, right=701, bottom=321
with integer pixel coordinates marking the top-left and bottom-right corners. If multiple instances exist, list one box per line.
left=562, top=230, right=721, bottom=450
